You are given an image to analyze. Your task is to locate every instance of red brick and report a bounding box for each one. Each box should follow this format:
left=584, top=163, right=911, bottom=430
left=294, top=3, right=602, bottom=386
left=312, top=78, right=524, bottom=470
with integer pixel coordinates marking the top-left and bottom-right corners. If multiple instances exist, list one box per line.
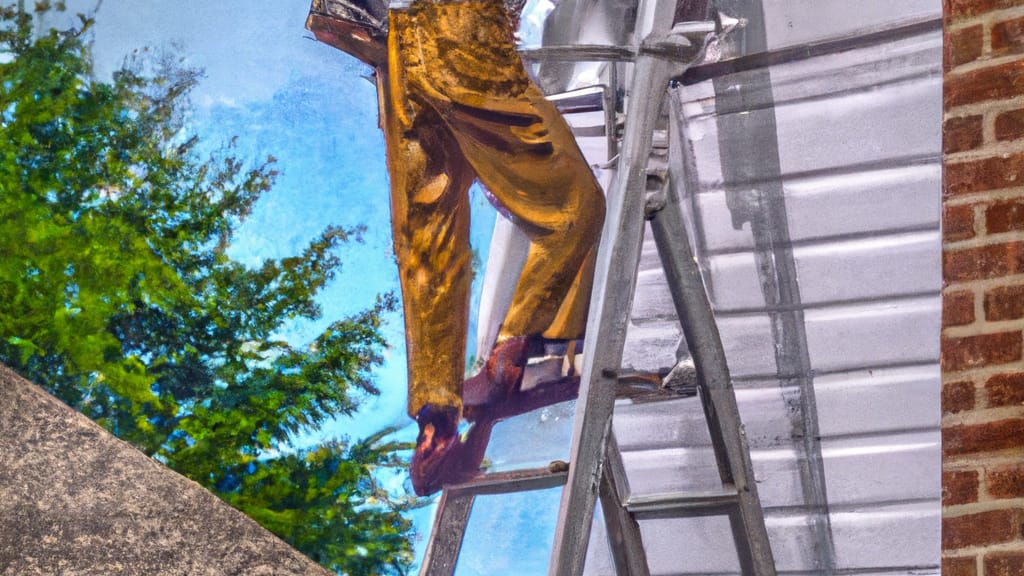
left=945, top=381, right=977, bottom=414
left=945, top=115, right=985, bottom=153
left=993, top=16, right=1024, bottom=55
left=943, top=508, right=1024, bottom=549
left=944, top=470, right=980, bottom=505
left=941, top=331, right=1022, bottom=371
left=946, top=25, right=985, bottom=71
left=987, top=372, right=1024, bottom=407
left=945, top=204, right=977, bottom=242
left=946, top=60, right=1024, bottom=108
left=942, top=202, right=974, bottom=240
left=945, top=418, right=1024, bottom=456
left=946, top=0, right=1022, bottom=20
left=944, top=242, right=1024, bottom=283
left=988, top=464, right=1024, bottom=499
left=945, top=154, right=1024, bottom=198
left=996, top=109, right=1024, bottom=142
left=986, top=551, right=1024, bottom=576
left=987, top=199, right=1024, bottom=234
left=943, top=556, right=978, bottom=576
left=985, top=284, right=1024, bottom=320
left=945, top=290, right=976, bottom=326
left=986, top=552, right=1024, bottom=576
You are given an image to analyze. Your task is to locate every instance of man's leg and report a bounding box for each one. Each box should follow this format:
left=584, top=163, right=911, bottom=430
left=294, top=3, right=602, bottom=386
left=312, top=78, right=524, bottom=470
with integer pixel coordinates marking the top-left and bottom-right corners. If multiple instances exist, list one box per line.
left=380, top=60, right=481, bottom=494
left=387, top=1, right=604, bottom=493
left=449, top=83, right=605, bottom=411
left=402, top=1, right=604, bottom=343
left=382, top=88, right=474, bottom=421
left=397, top=0, right=605, bottom=403
left=441, top=72, right=606, bottom=344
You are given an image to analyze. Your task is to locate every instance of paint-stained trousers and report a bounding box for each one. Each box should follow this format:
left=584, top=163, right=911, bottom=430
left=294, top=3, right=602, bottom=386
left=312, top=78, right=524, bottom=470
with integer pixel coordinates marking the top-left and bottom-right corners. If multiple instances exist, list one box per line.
left=384, top=0, right=605, bottom=418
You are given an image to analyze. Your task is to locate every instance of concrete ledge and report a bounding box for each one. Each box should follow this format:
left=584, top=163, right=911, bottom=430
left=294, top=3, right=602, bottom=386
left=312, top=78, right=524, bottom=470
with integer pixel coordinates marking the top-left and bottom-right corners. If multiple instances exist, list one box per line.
left=0, top=364, right=332, bottom=576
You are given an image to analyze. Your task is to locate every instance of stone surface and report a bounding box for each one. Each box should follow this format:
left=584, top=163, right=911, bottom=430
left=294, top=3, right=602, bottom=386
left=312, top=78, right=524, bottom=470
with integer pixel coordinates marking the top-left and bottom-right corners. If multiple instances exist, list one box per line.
left=985, top=551, right=1024, bottom=576
left=943, top=114, right=983, bottom=153
left=986, top=372, right=1024, bottom=408
left=944, top=0, right=1024, bottom=566
left=0, top=364, right=332, bottom=576
left=941, top=331, right=1022, bottom=372
left=944, top=418, right=1024, bottom=457
left=942, top=555, right=978, bottom=576
left=945, top=25, right=984, bottom=71
left=987, top=464, right=1024, bottom=500
left=986, top=199, right=1024, bottom=236
left=943, top=381, right=977, bottom=415
left=943, top=290, right=976, bottom=327
left=946, top=0, right=1021, bottom=20
left=985, top=284, right=1024, bottom=321
left=942, top=470, right=979, bottom=506
left=943, top=241, right=1024, bottom=282
left=991, top=16, right=1024, bottom=56
left=945, top=60, right=1024, bottom=108
left=942, top=508, right=1024, bottom=549
left=995, top=108, right=1024, bottom=142
left=945, top=153, right=1024, bottom=198
left=943, top=204, right=977, bottom=242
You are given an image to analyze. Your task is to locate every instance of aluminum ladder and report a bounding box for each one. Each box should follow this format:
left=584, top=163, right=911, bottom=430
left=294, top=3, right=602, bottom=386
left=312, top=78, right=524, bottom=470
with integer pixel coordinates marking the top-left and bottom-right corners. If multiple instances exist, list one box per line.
left=419, top=1, right=777, bottom=574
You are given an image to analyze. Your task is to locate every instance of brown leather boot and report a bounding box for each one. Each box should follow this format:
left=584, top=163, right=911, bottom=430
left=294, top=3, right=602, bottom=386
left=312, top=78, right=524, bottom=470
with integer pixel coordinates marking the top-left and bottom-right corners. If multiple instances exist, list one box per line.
left=410, top=404, right=494, bottom=496
left=462, top=335, right=531, bottom=416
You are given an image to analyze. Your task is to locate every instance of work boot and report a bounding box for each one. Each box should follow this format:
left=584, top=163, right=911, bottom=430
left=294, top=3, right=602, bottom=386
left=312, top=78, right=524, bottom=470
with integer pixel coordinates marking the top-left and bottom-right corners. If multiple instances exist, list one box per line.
left=462, top=335, right=531, bottom=416
left=410, top=403, right=493, bottom=496
left=410, top=404, right=459, bottom=495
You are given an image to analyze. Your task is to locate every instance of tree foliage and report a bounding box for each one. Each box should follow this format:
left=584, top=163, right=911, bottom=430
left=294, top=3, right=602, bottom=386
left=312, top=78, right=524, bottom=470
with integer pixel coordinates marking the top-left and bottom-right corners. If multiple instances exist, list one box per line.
left=0, top=4, right=416, bottom=574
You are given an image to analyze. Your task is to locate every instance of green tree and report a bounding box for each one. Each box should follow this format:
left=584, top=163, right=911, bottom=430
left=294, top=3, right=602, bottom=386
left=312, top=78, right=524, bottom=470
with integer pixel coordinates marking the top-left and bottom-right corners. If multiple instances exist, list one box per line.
left=0, top=4, right=417, bottom=574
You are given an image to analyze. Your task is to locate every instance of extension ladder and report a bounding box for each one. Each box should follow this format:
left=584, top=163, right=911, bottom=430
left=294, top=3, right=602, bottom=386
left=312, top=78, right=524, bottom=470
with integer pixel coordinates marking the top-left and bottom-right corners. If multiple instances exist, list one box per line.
left=419, top=1, right=777, bottom=574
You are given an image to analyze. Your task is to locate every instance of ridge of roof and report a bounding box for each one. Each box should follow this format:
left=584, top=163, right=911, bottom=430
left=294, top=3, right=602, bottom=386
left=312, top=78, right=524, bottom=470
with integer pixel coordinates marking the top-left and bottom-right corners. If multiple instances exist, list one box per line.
left=0, top=364, right=333, bottom=576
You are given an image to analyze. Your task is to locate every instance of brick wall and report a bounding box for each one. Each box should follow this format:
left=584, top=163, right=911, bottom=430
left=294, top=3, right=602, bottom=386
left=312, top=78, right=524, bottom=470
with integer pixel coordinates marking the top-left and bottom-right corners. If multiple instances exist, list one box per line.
left=943, top=1, right=1024, bottom=574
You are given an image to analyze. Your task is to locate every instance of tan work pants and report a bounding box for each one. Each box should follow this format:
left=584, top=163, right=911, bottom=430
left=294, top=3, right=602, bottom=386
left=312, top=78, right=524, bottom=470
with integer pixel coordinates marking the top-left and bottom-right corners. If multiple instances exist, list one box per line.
left=383, top=0, right=605, bottom=417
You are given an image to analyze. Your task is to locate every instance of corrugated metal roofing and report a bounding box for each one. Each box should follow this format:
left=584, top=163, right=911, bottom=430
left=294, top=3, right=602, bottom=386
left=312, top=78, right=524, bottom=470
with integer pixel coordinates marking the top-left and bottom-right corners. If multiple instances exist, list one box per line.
left=432, top=0, right=943, bottom=573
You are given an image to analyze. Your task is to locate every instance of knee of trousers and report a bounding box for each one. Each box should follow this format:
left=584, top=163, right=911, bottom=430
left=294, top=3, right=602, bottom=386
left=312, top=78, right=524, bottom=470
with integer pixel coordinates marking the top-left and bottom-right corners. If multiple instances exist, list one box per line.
left=564, top=180, right=606, bottom=247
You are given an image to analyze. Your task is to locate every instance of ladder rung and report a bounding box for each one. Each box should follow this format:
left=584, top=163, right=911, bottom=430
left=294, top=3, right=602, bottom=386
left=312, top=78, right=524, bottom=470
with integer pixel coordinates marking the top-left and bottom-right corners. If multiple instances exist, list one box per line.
left=625, top=488, right=741, bottom=519
left=615, top=369, right=697, bottom=403
left=445, top=466, right=568, bottom=497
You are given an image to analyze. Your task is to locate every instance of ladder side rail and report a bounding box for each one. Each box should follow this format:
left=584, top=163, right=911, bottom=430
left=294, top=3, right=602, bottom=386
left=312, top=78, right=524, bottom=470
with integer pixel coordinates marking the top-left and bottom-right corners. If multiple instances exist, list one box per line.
left=599, top=432, right=651, bottom=576
left=647, top=182, right=733, bottom=484
left=419, top=53, right=619, bottom=576
left=547, top=53, right=670, bottom=576
left=647, top=169, right=777, bottom=575
left=419, top=492, right=476, bottom=576
left=603, top=428, right=632, bottom=504
left=728, top=506, right=759, bottom=575
left=548, top=16, right=695, bottom=576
